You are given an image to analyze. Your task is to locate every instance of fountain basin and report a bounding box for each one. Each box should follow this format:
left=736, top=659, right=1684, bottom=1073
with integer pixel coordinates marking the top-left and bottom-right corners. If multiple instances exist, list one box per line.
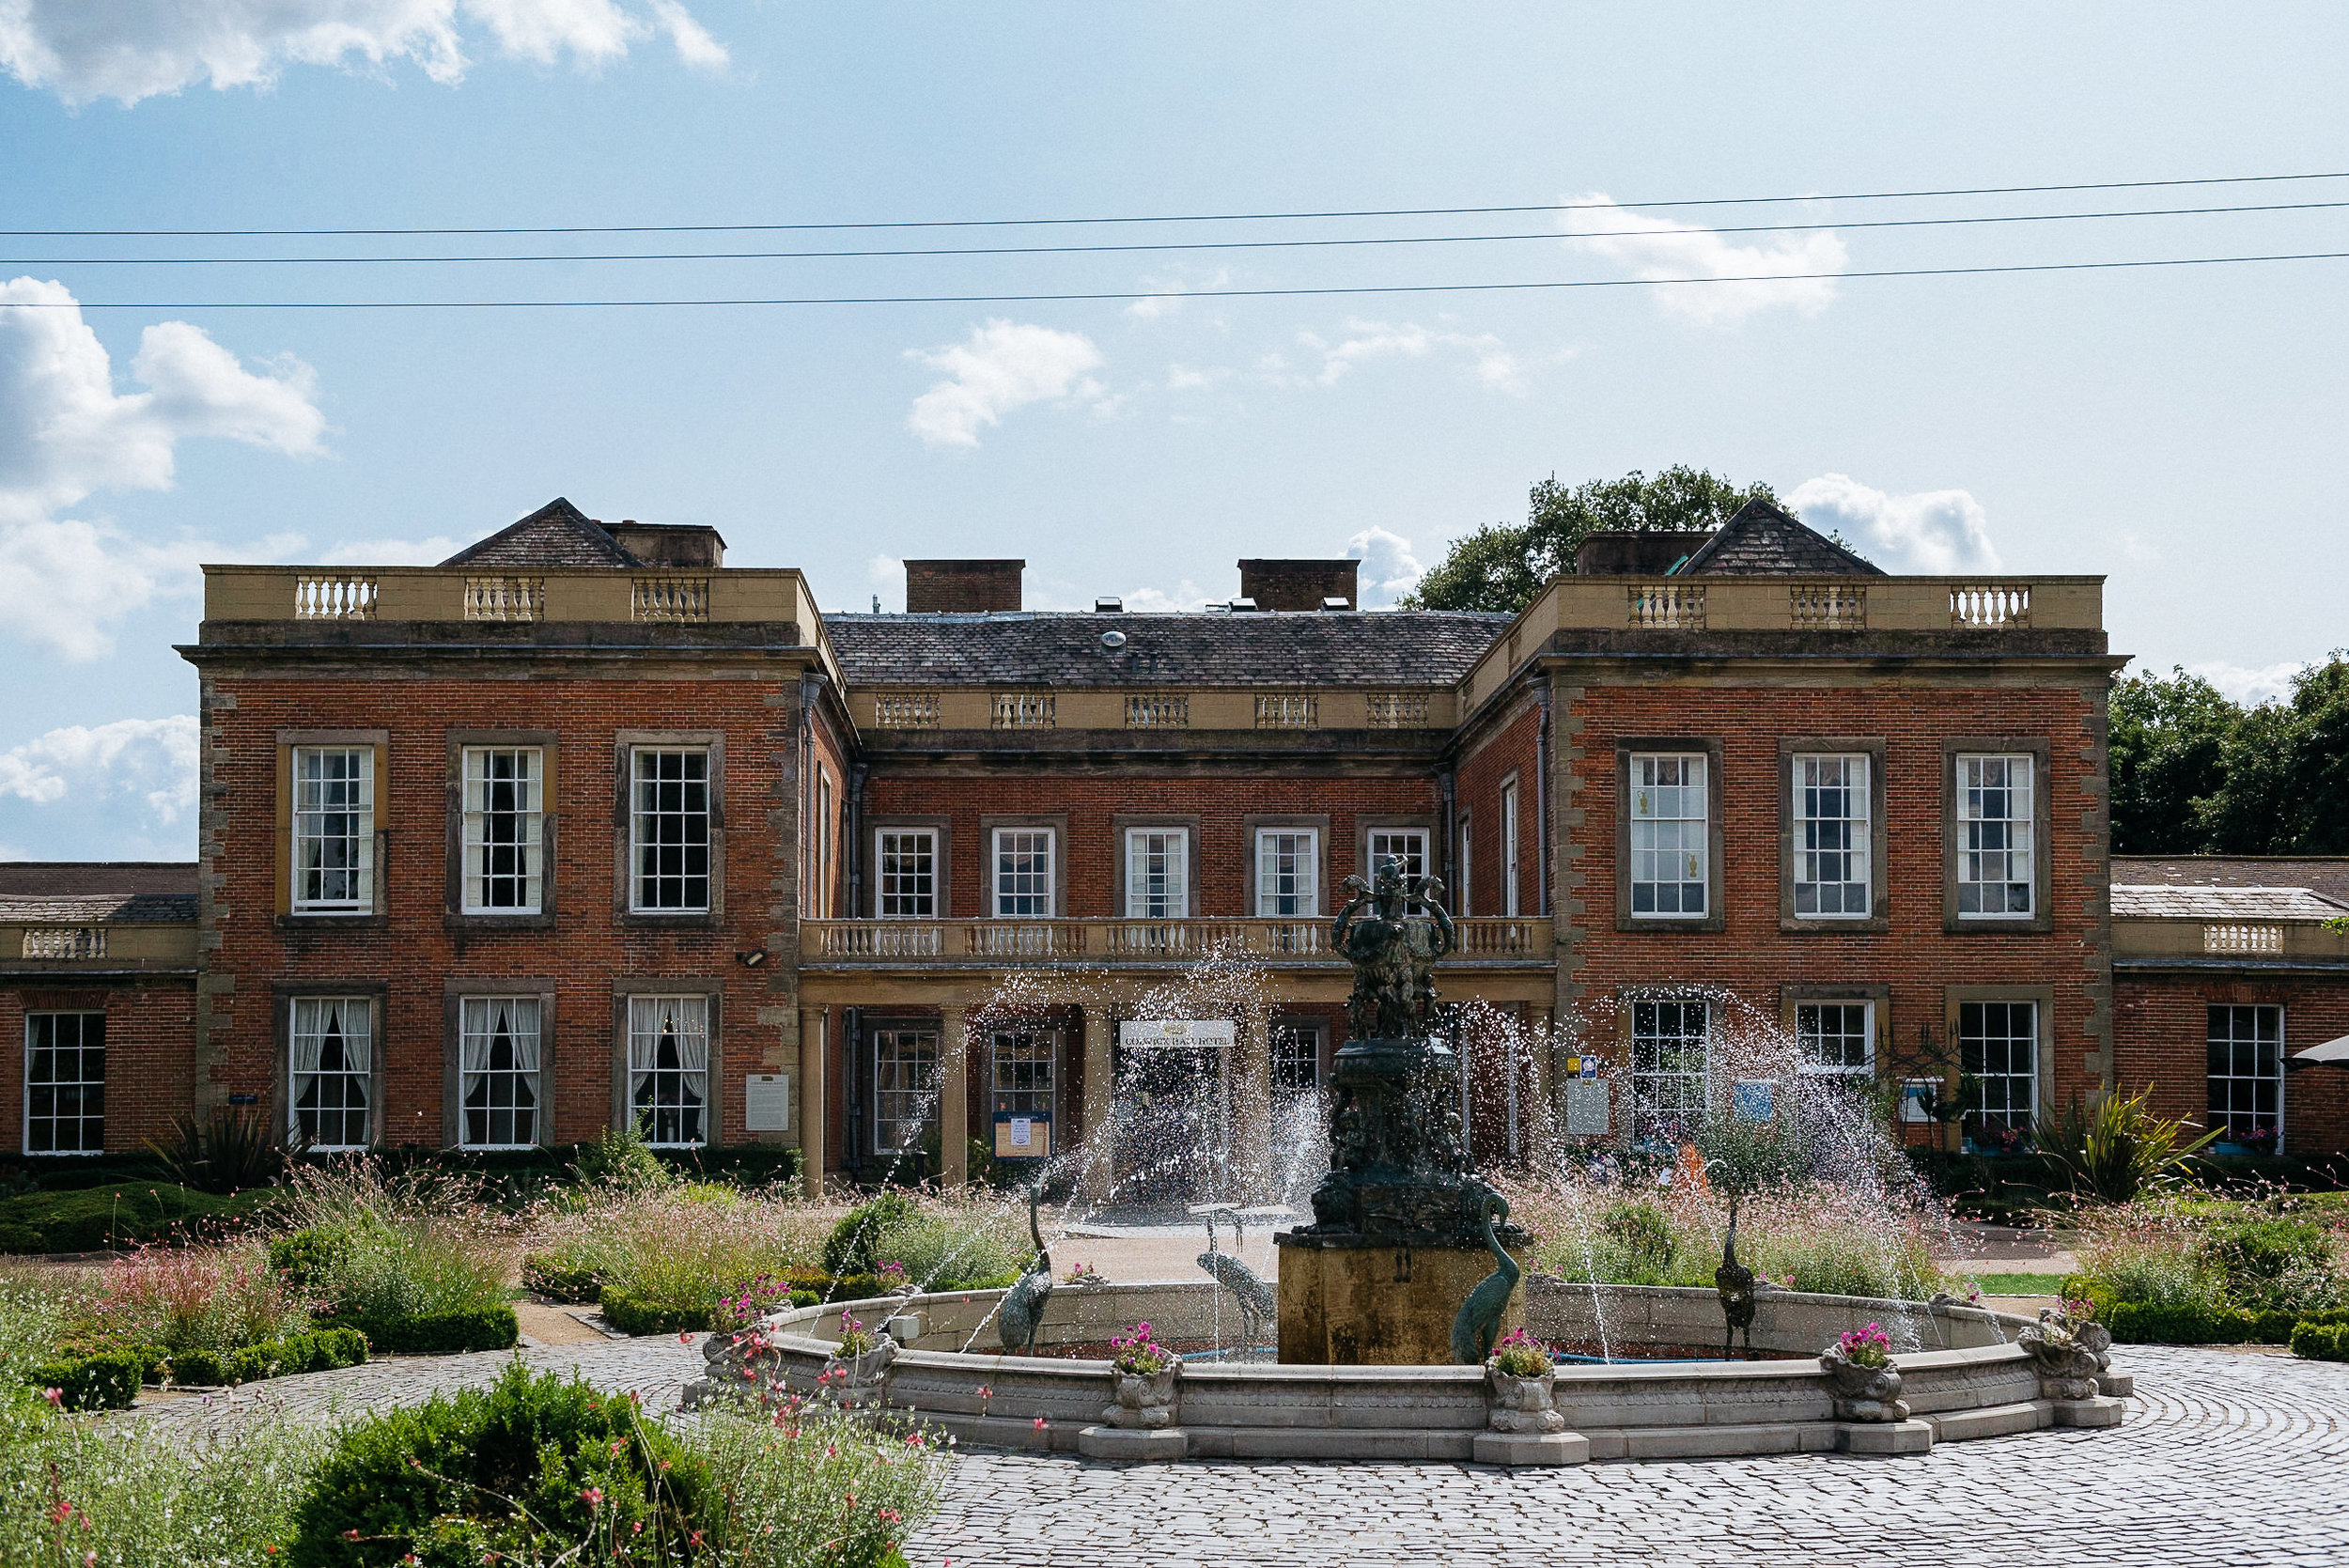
left=696, top=1279, right=2132, bottom=1465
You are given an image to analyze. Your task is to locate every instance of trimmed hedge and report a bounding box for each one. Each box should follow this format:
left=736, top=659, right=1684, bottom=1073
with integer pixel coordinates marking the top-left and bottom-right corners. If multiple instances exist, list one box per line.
left=335, top=1305, right=520, bottom=1356
left=2104, top=1301, right=2349, bottom=1346
left=598, top=1287, right=710, bottom=1337
left=32, top=1347, right=150, bottom=1411
left=267, top=1226, right=350, bottom=1291
left=520, top=1251, right=604, bottom=1303
left=2292, top=1320, right=2349, bottom=1362
left=0, top=1183, right=279, bottom=1253
left=168, top=1327, right=368, bottom=1388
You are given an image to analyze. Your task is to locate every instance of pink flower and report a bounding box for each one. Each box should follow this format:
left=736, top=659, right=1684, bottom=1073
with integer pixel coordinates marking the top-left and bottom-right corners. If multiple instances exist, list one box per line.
left=581, top=1487, right=604, bottom=1508
left=1033, top=1417, right=1048, bottom=1431
left=43, top=1388, right=61, bottom=1406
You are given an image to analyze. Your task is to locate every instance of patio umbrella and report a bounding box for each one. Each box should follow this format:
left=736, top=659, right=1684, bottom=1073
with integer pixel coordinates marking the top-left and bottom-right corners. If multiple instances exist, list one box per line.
left=2286, top=1032, right=2349, bottom=1071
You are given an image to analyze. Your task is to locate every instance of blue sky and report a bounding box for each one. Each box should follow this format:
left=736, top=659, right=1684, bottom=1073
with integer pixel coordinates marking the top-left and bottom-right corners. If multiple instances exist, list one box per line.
left=3, top=3, right=2346, bottom=860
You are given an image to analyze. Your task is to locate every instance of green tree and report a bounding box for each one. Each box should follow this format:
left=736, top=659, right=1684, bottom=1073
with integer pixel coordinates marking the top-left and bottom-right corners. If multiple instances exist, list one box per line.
left=2107, top=667, right=2242, bottom=853
left=2197, top=655, right=2349, bottom=853
left=1402, top=466, right=1781, bottom=613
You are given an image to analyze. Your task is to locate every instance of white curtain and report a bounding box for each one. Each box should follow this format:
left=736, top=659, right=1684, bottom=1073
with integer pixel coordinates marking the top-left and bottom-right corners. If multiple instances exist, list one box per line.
left=291, top=997, right=370, bottom=1075
left=629, top=995, right=708, bottom=1103
left=460, top=997, right=540, bottom=1100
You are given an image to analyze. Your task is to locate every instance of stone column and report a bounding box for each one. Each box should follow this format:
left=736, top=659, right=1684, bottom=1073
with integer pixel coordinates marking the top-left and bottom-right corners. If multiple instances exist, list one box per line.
left=1081, top=1007, right=1116, bottom=1198
left=796, top=1007, right=829, bottom=1199
left=1237, top=1001, right=1276, bottom=1203
left=940, top=1004, right=970, bottom=1187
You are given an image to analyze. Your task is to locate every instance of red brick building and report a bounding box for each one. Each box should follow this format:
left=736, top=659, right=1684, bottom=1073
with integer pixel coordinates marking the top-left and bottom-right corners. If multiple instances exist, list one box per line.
left=7, top=496, right=2346, bottom=1183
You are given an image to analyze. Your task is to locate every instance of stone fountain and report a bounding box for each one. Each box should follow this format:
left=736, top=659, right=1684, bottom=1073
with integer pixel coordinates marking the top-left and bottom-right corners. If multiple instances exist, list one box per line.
left=1274, top=861, right=1529, bottom=1364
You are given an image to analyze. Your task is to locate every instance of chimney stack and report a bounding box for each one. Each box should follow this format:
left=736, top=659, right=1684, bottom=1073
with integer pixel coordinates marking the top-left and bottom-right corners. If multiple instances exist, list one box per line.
left=606, top=520, right=726, bottom=567
left=1237, top=558, right=1359, bottom=612
left=905, top=559, right=1024, bottom=613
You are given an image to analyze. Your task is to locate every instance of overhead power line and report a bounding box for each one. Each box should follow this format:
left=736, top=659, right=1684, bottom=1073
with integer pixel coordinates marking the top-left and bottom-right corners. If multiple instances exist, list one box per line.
left=27, top=247, right=2349, bottom=310
left=8, top=198, right=2348, bottom=268
left=4, top=170, right=2347, bottom=240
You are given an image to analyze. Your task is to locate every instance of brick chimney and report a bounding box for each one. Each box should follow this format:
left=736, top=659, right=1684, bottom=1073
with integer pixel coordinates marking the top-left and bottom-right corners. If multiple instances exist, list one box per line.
left=1572, top=532, right=1711, bottom=576
left=1237, top=559, right=1359, bottom=612
left=905, top=559, right=1024, bottom=613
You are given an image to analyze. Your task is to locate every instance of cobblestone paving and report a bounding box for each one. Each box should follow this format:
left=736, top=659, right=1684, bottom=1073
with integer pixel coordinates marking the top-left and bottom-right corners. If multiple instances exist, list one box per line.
left=123, top=1340, right=2349, bottom=1567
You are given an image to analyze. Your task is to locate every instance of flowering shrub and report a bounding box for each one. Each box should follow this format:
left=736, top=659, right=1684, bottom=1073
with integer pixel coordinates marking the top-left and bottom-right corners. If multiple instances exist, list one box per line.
left=98, top=1239, right=310, bottom=1357
left=1487, top=1327, right=1552, bottom=1378
left=832, top=1312, right=878, bottom=1359
left=1836, top=1323, right=1892, bottom=1368
left=1110, top=1322, right=1171, bottom=1377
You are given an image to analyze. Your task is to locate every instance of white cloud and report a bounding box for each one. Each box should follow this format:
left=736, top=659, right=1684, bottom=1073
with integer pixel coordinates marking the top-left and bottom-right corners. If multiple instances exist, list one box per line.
left=1561, top=194, right=1846, bottom=326
left=905, top=320, right=1107, bottom=448
left=1162, top=365, right=1228, bottom=394
left=1125, top=269, right=1234, bottom=321
left=0, top=716, right=199, bottom=824
left=0, top=277, right=327, bottom=657
left=1346, top=527, right=1424, bottom=608
left=1118, top=580, right=1212, bottom=613
left=1786, top=473, right=2001, bottom=574
left=0, top=0, right=725, bottom=105
left=2188, top=660, right=2309, bottom=706
left=1291, top=319, right=1530, bottom=395
left=866, top=553, right=904, bottom=613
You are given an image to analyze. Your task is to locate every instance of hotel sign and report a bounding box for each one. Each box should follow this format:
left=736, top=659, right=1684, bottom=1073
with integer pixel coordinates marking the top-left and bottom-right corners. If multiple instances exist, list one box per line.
left=1119, top=1018, right=1237, bottom=1048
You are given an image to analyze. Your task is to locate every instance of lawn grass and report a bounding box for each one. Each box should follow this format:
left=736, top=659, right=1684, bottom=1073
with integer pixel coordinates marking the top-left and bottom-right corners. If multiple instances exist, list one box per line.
left=1971, top=1271, right=2069, bottom=1295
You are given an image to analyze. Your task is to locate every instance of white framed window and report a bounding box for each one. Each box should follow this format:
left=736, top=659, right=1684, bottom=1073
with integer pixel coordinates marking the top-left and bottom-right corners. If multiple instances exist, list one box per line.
left=1956, top=754, right=2033, bottom=917
left=1256, top=829, right=1320, bottom=917
left=873, top=1029, right=941, bottom=1153
left=461, top=746, right=543, bottom=913
left=877, top=829, right=938, bottom=918
left=1455, top=815, right=1471, bottom=917
left=1960, top=1000, right=2037, bottom=1141
left=293, top=747, right=374, bottom=912
left=23, top=1012, right=103, bottom=1155
left=1631, top=998, right=1709, bottom=1142
left=1793, top=754, right=1870, bottom=917
left=1501, top=782, right=1521, bottom=917
left=1796, top=1001, right=1874, bottom=1076
left=2207, top=1005, right=2283, bottom=1149
left=630, top=747, right=710, bottom=912
left=1628, top=753, right=1706, bottom=917
left=816, top=771, right=834, bottom=919
left=1125, top=828, right=1190, bottom=918
left=459, top=996, right=541, bottom=1150
left=1368, top=828, right=1429, bottom=887
left=1272, top=1022, right=1322, bottom=1095
left=627, top=995, right=708, bottom=1147
left=291, top=996, right=372, bottom=1151
left=990, top=1031, right=1056, bottom=1117
left=992, top=828, right=1055, bottom=917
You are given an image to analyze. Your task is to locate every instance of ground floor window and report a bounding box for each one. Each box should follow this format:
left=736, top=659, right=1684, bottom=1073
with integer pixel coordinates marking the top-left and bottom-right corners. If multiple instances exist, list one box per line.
left=873, top=1029, right=941, bottom=1154
left=1272, top=1022, right=1322, bottom=1095
left=990, top=1030, right=1056, bottom=1116
left=291, top=996, right=372, bottom=1151
left=2207, top=1004, right=2283, bottom=1151
left=459, top=996, right=541, bottom=1150
left=1630, top=999, right=1708, bottom=1143
left=628, top=996, right=708, bottom=1147
left=1796, top=1002, right=1874, bottom=1077
left=1959, top=1000, right=2037, bottom=1151
left=24, top=1012, right=103, bottom=1154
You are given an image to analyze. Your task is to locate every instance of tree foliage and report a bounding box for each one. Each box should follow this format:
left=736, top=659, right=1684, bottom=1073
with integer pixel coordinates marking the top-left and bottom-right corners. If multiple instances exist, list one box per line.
left=1402, top=466, right=1781, bottom=613
left=2108, top=656, right=2349, bottom=854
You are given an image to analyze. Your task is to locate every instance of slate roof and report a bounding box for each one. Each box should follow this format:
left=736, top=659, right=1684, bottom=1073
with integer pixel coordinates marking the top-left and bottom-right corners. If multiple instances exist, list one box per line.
left=2112, top=856, right=2349, bottom=908
left=1674, top=499, right=1885, bottom=577
left=826, top=611, right=1516, bottom=688
left=440, top=498, right=640, bottom=569
left=0, top=893, right=196, bottom=924
left=0, top=862, right=196, bottom=898
left=2110, top=884, right=2348, bottom=921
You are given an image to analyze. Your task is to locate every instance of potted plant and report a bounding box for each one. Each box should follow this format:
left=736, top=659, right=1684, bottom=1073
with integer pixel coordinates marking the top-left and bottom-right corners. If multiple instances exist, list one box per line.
left=2015, top=1299, right=2105, bottom=1402
left=1818, top=1323, right=1908, bottom=1421
left=1484, top=1328, right=1565, bottom=1435
left=1101, top=1322, right=1177, bottom=1429
left=824, top=1312, right=897, bottom=1403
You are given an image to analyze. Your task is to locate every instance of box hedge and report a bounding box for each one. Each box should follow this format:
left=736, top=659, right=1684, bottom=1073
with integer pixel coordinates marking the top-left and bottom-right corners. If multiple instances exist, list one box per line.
left=168, top=1327, right=368, bottom=1388
left=0, top=1184, right=278, bottom=1253
left=596, top=1286, right=709, bottom=1337
left=2103, top=1301, right=2349, bottom=1345
left=31, top=1347, right=150, bottom=1411
left=2292, top=1320, right=2349, bottom=1362
left=335, top=1305, right=520, bottom=1356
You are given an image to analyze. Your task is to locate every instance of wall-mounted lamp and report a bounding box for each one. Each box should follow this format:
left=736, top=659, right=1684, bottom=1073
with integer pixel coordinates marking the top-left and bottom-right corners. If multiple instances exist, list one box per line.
left=736, top=950, right=769, bottom=968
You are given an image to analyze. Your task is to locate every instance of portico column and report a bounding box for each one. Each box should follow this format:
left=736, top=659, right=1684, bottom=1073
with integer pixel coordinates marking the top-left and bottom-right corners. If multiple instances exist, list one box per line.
left=1239, top=1001, right=1275, bottom=1203
left=940, top=1004, right=970, bottom=1187
left=1081, top=1007, right=1115, bottom=1199
left=798, top=1005, right=828, bottom=1200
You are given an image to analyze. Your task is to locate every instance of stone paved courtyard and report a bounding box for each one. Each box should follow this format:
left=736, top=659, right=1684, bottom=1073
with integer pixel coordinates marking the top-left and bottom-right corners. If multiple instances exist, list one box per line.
left=125, top=1340, right=2349, bottom=1567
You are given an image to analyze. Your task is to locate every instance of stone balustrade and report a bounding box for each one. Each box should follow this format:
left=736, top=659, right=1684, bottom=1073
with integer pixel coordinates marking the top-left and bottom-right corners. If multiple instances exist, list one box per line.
left=801, top=915, right=1551, bottom=966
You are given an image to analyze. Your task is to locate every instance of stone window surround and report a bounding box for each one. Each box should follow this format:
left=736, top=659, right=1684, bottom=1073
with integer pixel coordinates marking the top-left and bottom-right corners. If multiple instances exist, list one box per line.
left=1613, top=737, right=1728, bottom=935
left=1354, top=815, right=1440, bottom=895
left=1112, top=814, right=1205, bottom=919
left=272, top=980, right=390, bottom=1151
left=444, top=730, right=558, bottom=931
left=1243, top=815, right=1333, bottom=918
left=612, top=731, right=726, bottom=927
left=1777, top=737, right=1890, bottom=934
left=1944, top=983, right=2056, bottom=1130
left=442, top=976, right=557, bottom=1149
left=978, top=815, right=1069, bottom=919
left=983, top=1022, right=1066, bottom=1136
left=1610, top=986, right=1720, bottom=1132
left=608, top=977, right=725, bottom=1145
left=275, top=729, right=390, bottom=929
left=1778, top=984, right=1894, bottom=1078
left=1941, top=737, right=2055, bottom=935
left=866, top=816, right=952, bottom=919
left=1454, top=809, right=1472, bottom=918
left=858, top=1010, right=944, bottom=1161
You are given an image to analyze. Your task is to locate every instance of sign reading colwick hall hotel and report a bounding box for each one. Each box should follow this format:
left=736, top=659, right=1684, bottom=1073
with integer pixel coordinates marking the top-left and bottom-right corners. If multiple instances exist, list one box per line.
left=1120, top=1019, right=1239, bottom=1048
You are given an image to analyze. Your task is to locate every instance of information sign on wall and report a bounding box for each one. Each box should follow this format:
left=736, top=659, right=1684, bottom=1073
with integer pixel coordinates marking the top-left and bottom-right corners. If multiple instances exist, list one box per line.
left=1119, top=1018, right=1237, bottom=1048
left=744, top=1073, right=794, bottom=1133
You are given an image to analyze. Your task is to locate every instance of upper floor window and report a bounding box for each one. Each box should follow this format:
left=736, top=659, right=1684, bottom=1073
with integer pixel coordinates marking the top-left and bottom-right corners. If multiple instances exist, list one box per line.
left=459, top=995, right=540, bottom=1150
left=1956, top=753, right=2033, bottom=917
left=815, top=771, right=834, bottom=919
left=293, top=746, right=374, bottom=911
left=1628, top=753, right=1706, bottom=917
left=291, top=996, right=372, bottom=1152
left=1455, top=815, right=1471, bottom=917
left=877, top=829, right=938, bottom=918
left=2208, top=1004, right=2282, bottom=1152
left=630, top=747, right=709, bottom=912
left=1501, top=782, right=1522, bottom=917
left=1793, top=754, right=1870, bottom=917
left=1126, top=828, right=1190, bottom=918
left=23, top=1012, right=103, bottom=1155
left=1368, top=828, right=1428, bottom=888
left=461, top=746, right=543, bottom=913
left=628, top=995, right=708, bottom=1147
left=993, top=828, right=1055, bottom=917
left=1256, top=829, right=1320, bottom=917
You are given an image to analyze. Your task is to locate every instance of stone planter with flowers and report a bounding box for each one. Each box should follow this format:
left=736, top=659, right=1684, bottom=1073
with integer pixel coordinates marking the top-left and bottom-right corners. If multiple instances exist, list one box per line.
left=1101, top=1322, right=1179, bottom=1428
left=1819, top=1323, right=1908, bottom=1422
left=1484, top=1328, right=1566, bottom=1436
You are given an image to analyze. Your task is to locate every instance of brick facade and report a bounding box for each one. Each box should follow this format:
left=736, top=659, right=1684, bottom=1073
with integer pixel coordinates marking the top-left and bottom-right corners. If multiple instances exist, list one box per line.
left=0, top=980, right=195, bottom=1155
